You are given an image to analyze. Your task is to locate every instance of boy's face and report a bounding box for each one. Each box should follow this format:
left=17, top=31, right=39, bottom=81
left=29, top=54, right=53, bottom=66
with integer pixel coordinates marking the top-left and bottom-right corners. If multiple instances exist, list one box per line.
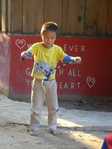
left=41, top=31, right=56, bottom=48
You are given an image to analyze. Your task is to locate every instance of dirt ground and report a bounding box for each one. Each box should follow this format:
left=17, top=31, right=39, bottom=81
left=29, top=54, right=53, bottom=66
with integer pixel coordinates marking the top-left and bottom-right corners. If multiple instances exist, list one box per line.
left=59, top=96, right=112, bottom=112
left=0, top=95, right=112, bottom=149
left=0, top=123, right=106, bottom=149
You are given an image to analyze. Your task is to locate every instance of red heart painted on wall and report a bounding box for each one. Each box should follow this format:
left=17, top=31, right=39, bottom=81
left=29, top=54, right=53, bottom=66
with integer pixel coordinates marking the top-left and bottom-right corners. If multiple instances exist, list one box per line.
left=15, top=39, right=26, bottom=49
left=86, top=76, right=96, bottom=88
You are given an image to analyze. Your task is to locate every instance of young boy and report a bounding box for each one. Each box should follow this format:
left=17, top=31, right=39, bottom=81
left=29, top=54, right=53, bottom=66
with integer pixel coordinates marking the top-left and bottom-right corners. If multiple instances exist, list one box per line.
left=21, top=22, right=81, bottom=135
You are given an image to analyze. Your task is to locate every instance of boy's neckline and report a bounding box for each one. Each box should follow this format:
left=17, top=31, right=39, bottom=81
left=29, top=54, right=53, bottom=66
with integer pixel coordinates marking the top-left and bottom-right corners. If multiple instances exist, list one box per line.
left=41, top=43, right=53, bottom=49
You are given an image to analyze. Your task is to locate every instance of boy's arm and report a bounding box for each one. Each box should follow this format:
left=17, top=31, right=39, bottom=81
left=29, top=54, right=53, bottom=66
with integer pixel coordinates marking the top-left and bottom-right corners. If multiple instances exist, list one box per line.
left=21, top=50, right=33, bottom=60
left=63, top=55, right=81, bottom=64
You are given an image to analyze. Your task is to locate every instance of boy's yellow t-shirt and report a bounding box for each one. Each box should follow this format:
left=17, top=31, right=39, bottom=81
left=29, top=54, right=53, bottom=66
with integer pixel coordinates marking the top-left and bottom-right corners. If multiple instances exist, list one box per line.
left=27, top=42, right=66, bottom=80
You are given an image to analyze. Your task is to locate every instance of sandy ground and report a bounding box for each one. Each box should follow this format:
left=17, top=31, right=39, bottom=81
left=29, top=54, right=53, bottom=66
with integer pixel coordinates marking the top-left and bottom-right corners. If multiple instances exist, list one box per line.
left=0, top=94, right=112, bottom=149
left=0, top=124, right=106, bottom=149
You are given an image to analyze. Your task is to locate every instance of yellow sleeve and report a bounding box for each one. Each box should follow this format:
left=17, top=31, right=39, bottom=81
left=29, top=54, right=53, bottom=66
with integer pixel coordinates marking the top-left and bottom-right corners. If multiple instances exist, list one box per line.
left=27, top=43, right=39, bottom=55
left=56, top=47, right=67, bottom=62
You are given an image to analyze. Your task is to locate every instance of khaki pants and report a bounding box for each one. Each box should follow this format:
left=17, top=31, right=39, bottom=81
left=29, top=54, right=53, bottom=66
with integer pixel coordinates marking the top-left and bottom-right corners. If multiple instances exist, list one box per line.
left=30, top=79, right=59, bottom=130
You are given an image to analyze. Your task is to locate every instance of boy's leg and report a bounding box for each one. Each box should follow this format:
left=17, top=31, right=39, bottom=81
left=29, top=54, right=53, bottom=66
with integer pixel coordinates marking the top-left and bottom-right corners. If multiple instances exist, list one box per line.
left=45, top=80, right=59, bottom=133
left=101, top=139, right=108, bottom=149
left=30, top=79, right=45, bottom=131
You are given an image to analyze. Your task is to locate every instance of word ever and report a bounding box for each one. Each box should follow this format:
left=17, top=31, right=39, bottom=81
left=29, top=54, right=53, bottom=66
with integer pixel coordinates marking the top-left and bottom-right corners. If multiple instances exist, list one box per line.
left=63, top=44, right=86, bottom=52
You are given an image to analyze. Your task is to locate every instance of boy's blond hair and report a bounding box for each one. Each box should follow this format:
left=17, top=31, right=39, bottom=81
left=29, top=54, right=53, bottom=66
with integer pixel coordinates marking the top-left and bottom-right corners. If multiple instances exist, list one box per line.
left=41, top=22, right=58, bottom=34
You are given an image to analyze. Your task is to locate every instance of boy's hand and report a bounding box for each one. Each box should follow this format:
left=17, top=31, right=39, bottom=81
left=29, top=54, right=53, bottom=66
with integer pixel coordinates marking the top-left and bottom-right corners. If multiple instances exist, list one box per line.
left=74, top=57, right=81, bottom=64
left=20, top=52, right=25, bottom=61
left=20, top=57, right=25, bottom=61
